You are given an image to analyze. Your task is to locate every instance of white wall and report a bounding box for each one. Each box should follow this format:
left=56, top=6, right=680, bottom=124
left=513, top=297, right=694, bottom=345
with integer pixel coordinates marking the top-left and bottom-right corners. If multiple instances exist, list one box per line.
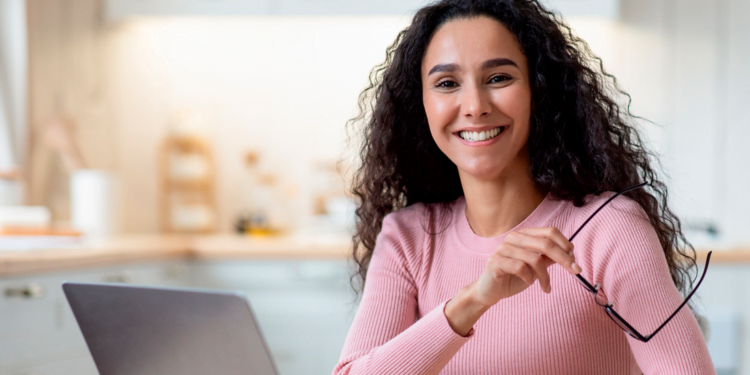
left=567, top=0, right=750, bottom=248
left=98, top=1, right=750, bottom=242
left=0, top=0, right=27, bottom=205
left=723, top=0, right=750, bottom=247
left=103, top=17, right=411, bottom=233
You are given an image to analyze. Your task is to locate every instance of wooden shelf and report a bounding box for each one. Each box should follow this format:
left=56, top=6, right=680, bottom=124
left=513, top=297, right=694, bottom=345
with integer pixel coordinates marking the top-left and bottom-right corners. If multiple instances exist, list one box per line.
left=160, top=136, right=217, bottom=233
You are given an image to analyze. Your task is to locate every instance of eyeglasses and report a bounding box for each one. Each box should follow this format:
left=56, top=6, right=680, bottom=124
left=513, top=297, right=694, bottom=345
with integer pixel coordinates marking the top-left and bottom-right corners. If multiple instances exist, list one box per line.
left=567, top=182, right=712, bottom=343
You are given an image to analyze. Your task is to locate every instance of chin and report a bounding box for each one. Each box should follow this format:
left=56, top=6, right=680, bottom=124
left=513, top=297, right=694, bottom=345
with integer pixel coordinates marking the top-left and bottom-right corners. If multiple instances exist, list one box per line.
left=458, top=162, right=506, bottom=180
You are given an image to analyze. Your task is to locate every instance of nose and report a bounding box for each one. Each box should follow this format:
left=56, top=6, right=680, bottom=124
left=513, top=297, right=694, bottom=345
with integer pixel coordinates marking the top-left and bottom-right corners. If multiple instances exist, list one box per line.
left=462, top=83, right=491, bottom=118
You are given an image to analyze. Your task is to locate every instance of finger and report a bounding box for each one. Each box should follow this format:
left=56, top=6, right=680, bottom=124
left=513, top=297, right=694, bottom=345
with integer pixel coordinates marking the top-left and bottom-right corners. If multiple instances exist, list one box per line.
left=490, top=254, right=536, bottom=287
left=517, top=227, right=574, bottom=255
left=496, top=244, right=551, bottom=293
left=515, top=227, right=575, bottom=257
left=515, top=230, right=581, bottom=275
left=514, top=247, right=552, bottom=293
left=508, top=230, right=581, bottom=275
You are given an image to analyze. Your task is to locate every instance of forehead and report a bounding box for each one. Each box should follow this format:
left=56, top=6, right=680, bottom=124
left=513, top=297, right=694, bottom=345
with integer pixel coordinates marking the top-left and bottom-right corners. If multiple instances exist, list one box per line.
left=421, top=15, right=526, bottom=73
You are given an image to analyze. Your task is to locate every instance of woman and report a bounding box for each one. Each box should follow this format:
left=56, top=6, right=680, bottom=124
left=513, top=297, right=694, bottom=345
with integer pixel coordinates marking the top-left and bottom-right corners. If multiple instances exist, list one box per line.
left=335, top=0, right=714, bottom=373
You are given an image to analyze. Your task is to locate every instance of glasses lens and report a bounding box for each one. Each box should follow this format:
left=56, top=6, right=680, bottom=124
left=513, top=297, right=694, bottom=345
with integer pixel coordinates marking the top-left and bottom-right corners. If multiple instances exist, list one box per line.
left=605, top=307, right=642, bottom=341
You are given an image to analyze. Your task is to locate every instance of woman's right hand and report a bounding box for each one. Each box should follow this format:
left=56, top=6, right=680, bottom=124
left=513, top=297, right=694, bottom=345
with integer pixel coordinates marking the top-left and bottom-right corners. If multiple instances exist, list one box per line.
left=473, top=227, right=581, bottom=304
left=445, top=227, right=582, bottom=336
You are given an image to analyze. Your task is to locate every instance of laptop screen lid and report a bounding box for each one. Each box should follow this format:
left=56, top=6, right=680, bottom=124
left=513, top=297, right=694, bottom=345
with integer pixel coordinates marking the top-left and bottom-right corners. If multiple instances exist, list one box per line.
left=62, top=282, right=279, bottom=375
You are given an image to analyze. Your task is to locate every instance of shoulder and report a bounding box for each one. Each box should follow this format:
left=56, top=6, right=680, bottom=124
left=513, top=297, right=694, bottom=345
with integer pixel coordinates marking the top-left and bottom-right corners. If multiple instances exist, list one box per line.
left=565, top=190, right=657, bottom=261
left=380, top=199, right=457, bottom=238
left=568, top=190, right=662, bottom=264
left=374, top=203, right=427, bottom=262
left=567, top=191, right=668, bottom=287
left=572, top=191, right=650, bottom=231
left=381, top=202, right=427, bottom=233
left=374, top=199, right=457, bottom=269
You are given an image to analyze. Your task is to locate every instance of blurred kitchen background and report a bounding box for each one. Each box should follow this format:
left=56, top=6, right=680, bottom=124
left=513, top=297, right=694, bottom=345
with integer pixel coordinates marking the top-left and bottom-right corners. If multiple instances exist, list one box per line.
left=0, top=0, right=749, bottom=374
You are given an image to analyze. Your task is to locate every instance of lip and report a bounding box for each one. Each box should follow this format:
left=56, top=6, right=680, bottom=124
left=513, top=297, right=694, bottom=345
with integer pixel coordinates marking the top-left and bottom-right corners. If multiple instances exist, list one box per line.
left=453, top=125, right=507, bottom=147
left=453, top=125, right=506, bottom=133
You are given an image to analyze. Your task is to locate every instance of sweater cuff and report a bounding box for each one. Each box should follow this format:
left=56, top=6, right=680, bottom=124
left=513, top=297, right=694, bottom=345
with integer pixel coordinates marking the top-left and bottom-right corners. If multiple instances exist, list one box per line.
left=433, top=299, right=476, bottom=339
left=335, top=299, right=474, bottom=375
left=442, top=298, right=476, bottom=338
left=389, top=299, right=472, bottom=373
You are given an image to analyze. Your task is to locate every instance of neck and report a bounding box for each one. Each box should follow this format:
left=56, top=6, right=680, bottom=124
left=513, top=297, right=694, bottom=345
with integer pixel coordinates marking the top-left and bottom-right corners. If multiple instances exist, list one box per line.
left=460, top=158, right=545, bottom=238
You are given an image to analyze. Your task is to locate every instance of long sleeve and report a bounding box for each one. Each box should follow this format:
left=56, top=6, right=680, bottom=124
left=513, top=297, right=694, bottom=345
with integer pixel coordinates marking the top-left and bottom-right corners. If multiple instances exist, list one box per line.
left=335, top=194, right=714, bottom=374
left=577, top=194, right=715, bottom=374
left=333, top=210, right=472, bottom=375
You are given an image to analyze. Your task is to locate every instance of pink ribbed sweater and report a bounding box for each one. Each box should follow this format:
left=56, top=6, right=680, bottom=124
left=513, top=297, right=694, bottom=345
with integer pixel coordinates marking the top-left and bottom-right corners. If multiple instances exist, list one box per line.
left=334, top=192, right=715, bottom=375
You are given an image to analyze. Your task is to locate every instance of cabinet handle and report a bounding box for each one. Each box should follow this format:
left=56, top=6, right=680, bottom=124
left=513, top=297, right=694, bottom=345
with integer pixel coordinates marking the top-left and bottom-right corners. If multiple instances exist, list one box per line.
left=4, top=283, right=46, bottom=299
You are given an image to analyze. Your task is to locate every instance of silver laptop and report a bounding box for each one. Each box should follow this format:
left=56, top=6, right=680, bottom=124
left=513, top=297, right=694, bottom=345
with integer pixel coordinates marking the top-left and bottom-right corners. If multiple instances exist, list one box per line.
left=62, top=282, right=279, bottom=375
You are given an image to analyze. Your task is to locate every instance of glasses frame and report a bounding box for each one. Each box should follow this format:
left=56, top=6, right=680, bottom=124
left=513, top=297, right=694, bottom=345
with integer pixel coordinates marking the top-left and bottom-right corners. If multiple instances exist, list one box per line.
left=567, top=182, right=712, bottom=343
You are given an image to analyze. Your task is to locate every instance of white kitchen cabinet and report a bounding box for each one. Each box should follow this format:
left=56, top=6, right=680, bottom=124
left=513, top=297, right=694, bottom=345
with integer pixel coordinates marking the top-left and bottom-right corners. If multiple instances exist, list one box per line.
left=0, top=261, right=191, bottom=375
left=696, top=264, right=749, bottom=375
left=0, top=259, right=357, bottom=375
left=189, top=260, right=358, bottom=375
left=3, top=357, right=98, bottom=375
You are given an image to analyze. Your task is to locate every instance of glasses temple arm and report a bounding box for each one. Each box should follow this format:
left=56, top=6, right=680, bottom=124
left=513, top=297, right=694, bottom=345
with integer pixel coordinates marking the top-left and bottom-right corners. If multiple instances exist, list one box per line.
left=646, top=251, right=712, bottom=340
left=575, top=274, right=597, bottom=291
left=568, top=182, right=648, bottom=242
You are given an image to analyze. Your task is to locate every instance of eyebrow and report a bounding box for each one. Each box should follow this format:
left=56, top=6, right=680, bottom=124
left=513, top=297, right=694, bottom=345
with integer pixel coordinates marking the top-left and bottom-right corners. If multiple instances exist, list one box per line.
left=427, top=57, right=519, bottom=76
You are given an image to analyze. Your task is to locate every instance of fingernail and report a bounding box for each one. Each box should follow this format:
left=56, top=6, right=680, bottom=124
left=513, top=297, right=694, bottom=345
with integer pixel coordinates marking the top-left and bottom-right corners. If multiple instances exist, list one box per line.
left=546, top=284, right=552, bottom=293
left=572, top=262, right=582, bottom=274
left=569, top=251, right=574, bottom=257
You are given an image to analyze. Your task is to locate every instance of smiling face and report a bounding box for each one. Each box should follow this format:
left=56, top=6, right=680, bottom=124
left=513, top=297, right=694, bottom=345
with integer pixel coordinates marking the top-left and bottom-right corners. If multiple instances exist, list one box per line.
left=421, top=16, right=533, bottom=182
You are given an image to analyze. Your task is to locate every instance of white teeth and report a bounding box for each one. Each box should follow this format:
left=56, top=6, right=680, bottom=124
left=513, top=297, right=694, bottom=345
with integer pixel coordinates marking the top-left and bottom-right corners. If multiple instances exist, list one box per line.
left=459, top=127, right=504, bottom=142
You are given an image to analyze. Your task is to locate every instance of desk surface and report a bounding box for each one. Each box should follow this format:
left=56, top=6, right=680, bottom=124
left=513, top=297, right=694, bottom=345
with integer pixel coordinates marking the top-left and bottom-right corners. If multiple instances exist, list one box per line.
left=0, top=234, right=741, bottom=277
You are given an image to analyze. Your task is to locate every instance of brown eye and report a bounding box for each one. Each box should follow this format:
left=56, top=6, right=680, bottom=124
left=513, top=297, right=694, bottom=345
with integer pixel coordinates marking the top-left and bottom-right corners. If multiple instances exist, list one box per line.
left=436, top=80, right=458, bottom=88
left=489, top=75, right=511, bottom=83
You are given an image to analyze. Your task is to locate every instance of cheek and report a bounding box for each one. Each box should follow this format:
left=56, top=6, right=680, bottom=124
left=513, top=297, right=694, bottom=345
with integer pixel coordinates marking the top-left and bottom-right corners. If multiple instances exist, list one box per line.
left=423, top=93, right=455, bottom=138
left=493, top=86, right=532, bottom=122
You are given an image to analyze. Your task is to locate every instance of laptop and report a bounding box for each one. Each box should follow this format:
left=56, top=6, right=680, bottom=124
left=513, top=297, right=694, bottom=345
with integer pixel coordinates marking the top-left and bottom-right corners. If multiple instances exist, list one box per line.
left=62, top=282, right=279, bottom=375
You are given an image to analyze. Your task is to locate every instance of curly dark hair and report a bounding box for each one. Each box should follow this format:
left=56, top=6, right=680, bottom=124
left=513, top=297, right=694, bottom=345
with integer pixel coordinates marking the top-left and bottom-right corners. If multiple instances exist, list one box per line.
left=346, top=0, right=696, bottom=298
